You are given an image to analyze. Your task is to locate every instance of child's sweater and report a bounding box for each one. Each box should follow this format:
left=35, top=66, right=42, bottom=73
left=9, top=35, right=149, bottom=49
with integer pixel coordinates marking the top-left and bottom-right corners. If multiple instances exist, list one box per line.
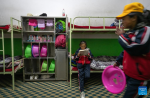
left=116, top=23, right=150, bottom=80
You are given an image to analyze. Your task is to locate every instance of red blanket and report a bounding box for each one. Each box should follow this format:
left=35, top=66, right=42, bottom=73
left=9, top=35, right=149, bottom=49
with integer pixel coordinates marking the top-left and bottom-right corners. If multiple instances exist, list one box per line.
left=68, top=23, right=116, bottom=29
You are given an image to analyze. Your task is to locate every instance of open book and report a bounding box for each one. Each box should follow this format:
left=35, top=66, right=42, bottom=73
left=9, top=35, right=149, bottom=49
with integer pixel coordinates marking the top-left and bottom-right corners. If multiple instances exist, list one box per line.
left=79, top=48, right=90, bottom=56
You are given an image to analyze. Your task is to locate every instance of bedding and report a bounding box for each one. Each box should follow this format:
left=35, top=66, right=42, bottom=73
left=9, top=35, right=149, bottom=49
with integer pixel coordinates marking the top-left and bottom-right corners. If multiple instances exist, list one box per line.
left=0, top=25, right=22, bottom=32
left=70, top=55, right=123, bottom=71
left=0, top=56, right=23, bottom=72
left=68, top=23, right=116, bottom=29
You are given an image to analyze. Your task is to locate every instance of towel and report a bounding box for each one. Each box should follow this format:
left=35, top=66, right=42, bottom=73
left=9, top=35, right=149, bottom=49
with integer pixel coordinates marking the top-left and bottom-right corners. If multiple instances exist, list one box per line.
left=47, top=20, right=53, bottom=26
left=29, top=19, right=37, bottom=26
left=37, top=19, right=45, bottom=28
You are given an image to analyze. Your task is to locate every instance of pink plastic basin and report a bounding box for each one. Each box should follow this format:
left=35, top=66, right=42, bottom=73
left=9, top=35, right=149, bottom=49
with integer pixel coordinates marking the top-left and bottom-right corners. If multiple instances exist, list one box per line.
left=102, top=65, right=126, bottom=94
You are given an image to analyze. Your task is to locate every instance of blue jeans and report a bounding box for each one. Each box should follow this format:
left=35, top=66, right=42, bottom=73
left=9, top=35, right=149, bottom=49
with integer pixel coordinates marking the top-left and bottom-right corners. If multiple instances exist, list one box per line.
left=123, top=75, right=150, bottom=98
left=77, top=63, right=90, bottom=92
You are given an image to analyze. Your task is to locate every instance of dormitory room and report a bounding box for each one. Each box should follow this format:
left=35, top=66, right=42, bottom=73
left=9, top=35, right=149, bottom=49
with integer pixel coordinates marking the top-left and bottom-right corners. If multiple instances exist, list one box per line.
left=0, top=0, right=150, bottom=98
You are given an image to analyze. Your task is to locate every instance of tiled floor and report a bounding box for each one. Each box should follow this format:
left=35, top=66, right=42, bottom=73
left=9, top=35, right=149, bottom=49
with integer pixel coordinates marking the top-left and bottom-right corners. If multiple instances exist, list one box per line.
left=0, top=74, right=150, bottom=98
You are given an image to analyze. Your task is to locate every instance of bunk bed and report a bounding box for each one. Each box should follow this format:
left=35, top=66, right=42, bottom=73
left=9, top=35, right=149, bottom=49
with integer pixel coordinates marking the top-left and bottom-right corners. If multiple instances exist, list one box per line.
left=0, top=17, right=24, bottom=90
left=69, top=17, right=128, bottom=88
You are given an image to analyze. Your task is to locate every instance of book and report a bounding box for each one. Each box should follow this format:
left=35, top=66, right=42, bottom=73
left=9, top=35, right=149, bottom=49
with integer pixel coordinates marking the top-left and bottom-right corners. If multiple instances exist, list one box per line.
left=79, top=48, right=89, bottom=56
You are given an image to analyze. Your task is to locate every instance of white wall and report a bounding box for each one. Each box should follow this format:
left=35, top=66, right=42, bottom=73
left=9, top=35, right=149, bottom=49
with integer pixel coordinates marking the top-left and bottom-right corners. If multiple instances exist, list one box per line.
left=0, top=0, right=150, bottom=26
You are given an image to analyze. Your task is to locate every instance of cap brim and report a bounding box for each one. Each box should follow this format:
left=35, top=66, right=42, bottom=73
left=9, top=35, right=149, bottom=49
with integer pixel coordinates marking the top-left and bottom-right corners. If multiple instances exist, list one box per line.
left=116, top=12, right=129, bottom=19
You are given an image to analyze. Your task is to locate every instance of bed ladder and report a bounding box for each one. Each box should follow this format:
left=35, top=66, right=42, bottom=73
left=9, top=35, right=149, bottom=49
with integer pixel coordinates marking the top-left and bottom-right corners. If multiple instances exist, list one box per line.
left=0, top=29, right=5, bottom=74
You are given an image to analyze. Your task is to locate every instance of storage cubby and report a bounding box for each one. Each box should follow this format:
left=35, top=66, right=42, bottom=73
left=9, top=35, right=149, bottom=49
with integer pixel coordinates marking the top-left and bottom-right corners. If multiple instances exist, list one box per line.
left=23, top=43, right=32, bottom=58
left=55, top=18, right=66, bottom=34
left=48, top=59, right=55, bottom=73
left=22, top=33, right=28, bottom=42
left=48, top=43, right=55, bottom=57
left=32, top=59, right=40, bottom=73
left=40, top=43, right=47, bottom=58
left=25, top=75, right=30, bottom=80
left=23, top=18, right=54, bottom=32
left=23, top=32, right=55, bottom=43
left=32, top=43, right=40, bottom=58
left=55, top=18, right=66, bottom=24
left=24, top=59, right=32, bottom=73
left=40, top=59, right=48, bottom=73
left=55, top=34, right=66, bottom=49
left=22, top=16, right=68, bottom=81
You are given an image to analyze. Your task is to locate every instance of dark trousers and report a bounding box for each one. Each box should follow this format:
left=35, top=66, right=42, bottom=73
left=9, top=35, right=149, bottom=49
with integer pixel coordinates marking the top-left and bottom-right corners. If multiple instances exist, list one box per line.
left=77, top=63, right=90, bottom=92
left=123, top=75, right=150, bottom=98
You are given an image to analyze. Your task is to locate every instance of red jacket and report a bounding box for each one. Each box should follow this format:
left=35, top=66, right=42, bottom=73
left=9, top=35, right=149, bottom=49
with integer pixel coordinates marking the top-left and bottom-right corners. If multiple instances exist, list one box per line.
left=76, top=56, right=91, bottom=65
left=74, top=48, right=93, bottom=65
left=123, top=50, right=150, bottom=80
left=116, top=26, right=150, bottom=80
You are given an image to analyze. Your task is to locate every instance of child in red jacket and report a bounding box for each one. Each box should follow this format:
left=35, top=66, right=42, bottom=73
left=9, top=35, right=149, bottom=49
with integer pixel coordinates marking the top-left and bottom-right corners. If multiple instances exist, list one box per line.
left=74, top=41, right=93, bottom=98
left=114, top=2, right=150, bottom=98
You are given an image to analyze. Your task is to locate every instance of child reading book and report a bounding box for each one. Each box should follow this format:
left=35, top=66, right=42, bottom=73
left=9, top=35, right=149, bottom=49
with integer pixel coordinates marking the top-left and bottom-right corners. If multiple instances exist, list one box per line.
left=74, top=41, right=93, bottom=98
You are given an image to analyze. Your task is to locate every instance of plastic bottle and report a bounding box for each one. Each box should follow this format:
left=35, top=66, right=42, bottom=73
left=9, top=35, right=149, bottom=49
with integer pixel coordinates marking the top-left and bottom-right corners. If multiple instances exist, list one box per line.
left=44, top=35, right=47, bottom=42
left=27, top=35, right=30, bottom=42
left=31, top=35, right=34, bottom=42
left=50, top=35, right=53, bottom=42
left=36, top=35, right=39, bottom=42
left=29, top=35, right=32, bottom=42
left=53, top=36, right=55, bottom=42
left=47, top=35, right=50, bottom=42
left=33, top=36, right=36, bottom=42
left=62, top=9, right=65, bottom=16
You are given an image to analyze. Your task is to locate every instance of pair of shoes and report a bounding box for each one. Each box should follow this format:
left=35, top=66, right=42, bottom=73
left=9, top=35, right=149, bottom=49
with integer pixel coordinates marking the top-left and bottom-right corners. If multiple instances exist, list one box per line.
left=30, top=75, right=38, bottom=80
left=80, top=92, right=85, bottom=98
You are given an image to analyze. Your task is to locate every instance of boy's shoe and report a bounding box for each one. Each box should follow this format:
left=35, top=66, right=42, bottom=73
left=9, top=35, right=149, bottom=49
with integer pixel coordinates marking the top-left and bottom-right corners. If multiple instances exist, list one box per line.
left=80, top=92, right=85, bottom=98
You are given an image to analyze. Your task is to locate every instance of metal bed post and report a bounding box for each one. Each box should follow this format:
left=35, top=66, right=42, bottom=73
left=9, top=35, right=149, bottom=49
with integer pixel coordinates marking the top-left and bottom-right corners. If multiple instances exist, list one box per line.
left=103, top=18, right=105, bottom=29
left=89, top=17, right=90, bottom=29
left=10, top=17, right=15, bottom=90
left=0, top=30, right=5, bottom=74
left=70, top=18, right=72, bottom=88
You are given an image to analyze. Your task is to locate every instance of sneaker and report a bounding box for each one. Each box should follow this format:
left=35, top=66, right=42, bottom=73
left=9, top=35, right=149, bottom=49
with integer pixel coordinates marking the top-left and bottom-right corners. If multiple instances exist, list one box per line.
left=30, top=75, right=34, bottom=80
left=34, top=75, right=38, bottom=79
left=80, top=92, right=85, bottom=98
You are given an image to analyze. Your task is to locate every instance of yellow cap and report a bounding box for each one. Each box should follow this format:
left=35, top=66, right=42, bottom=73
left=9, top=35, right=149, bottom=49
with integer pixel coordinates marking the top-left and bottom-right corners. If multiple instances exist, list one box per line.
left=116, top=2, right=144, bottom=19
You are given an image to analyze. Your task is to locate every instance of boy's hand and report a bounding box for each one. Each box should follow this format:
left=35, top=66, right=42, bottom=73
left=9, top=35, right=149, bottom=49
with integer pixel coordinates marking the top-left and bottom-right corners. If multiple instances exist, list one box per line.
left=113, top=63, right=120, bottom=67
left=115, top=27, right=125, bottom=35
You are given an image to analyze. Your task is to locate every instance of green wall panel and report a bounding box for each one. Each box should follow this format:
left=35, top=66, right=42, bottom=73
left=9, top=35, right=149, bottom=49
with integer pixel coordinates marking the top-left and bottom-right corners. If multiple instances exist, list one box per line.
left=68, top=39, right=123, bottom=57
left=0, top=38, right=22, bottom=56
left=0, top=38, right=123, bottom=57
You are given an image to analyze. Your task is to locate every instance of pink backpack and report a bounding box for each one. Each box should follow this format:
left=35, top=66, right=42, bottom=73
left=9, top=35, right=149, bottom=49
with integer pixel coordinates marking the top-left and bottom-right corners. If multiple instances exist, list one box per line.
left=55, top=35, right=66, bottom=48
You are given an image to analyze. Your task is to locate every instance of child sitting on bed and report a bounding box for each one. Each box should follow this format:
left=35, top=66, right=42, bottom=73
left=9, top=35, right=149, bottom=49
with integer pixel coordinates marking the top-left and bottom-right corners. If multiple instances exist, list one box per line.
left=74, top=41, right=93, bottom=98
left=114, top=2, right=150, bottom=98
